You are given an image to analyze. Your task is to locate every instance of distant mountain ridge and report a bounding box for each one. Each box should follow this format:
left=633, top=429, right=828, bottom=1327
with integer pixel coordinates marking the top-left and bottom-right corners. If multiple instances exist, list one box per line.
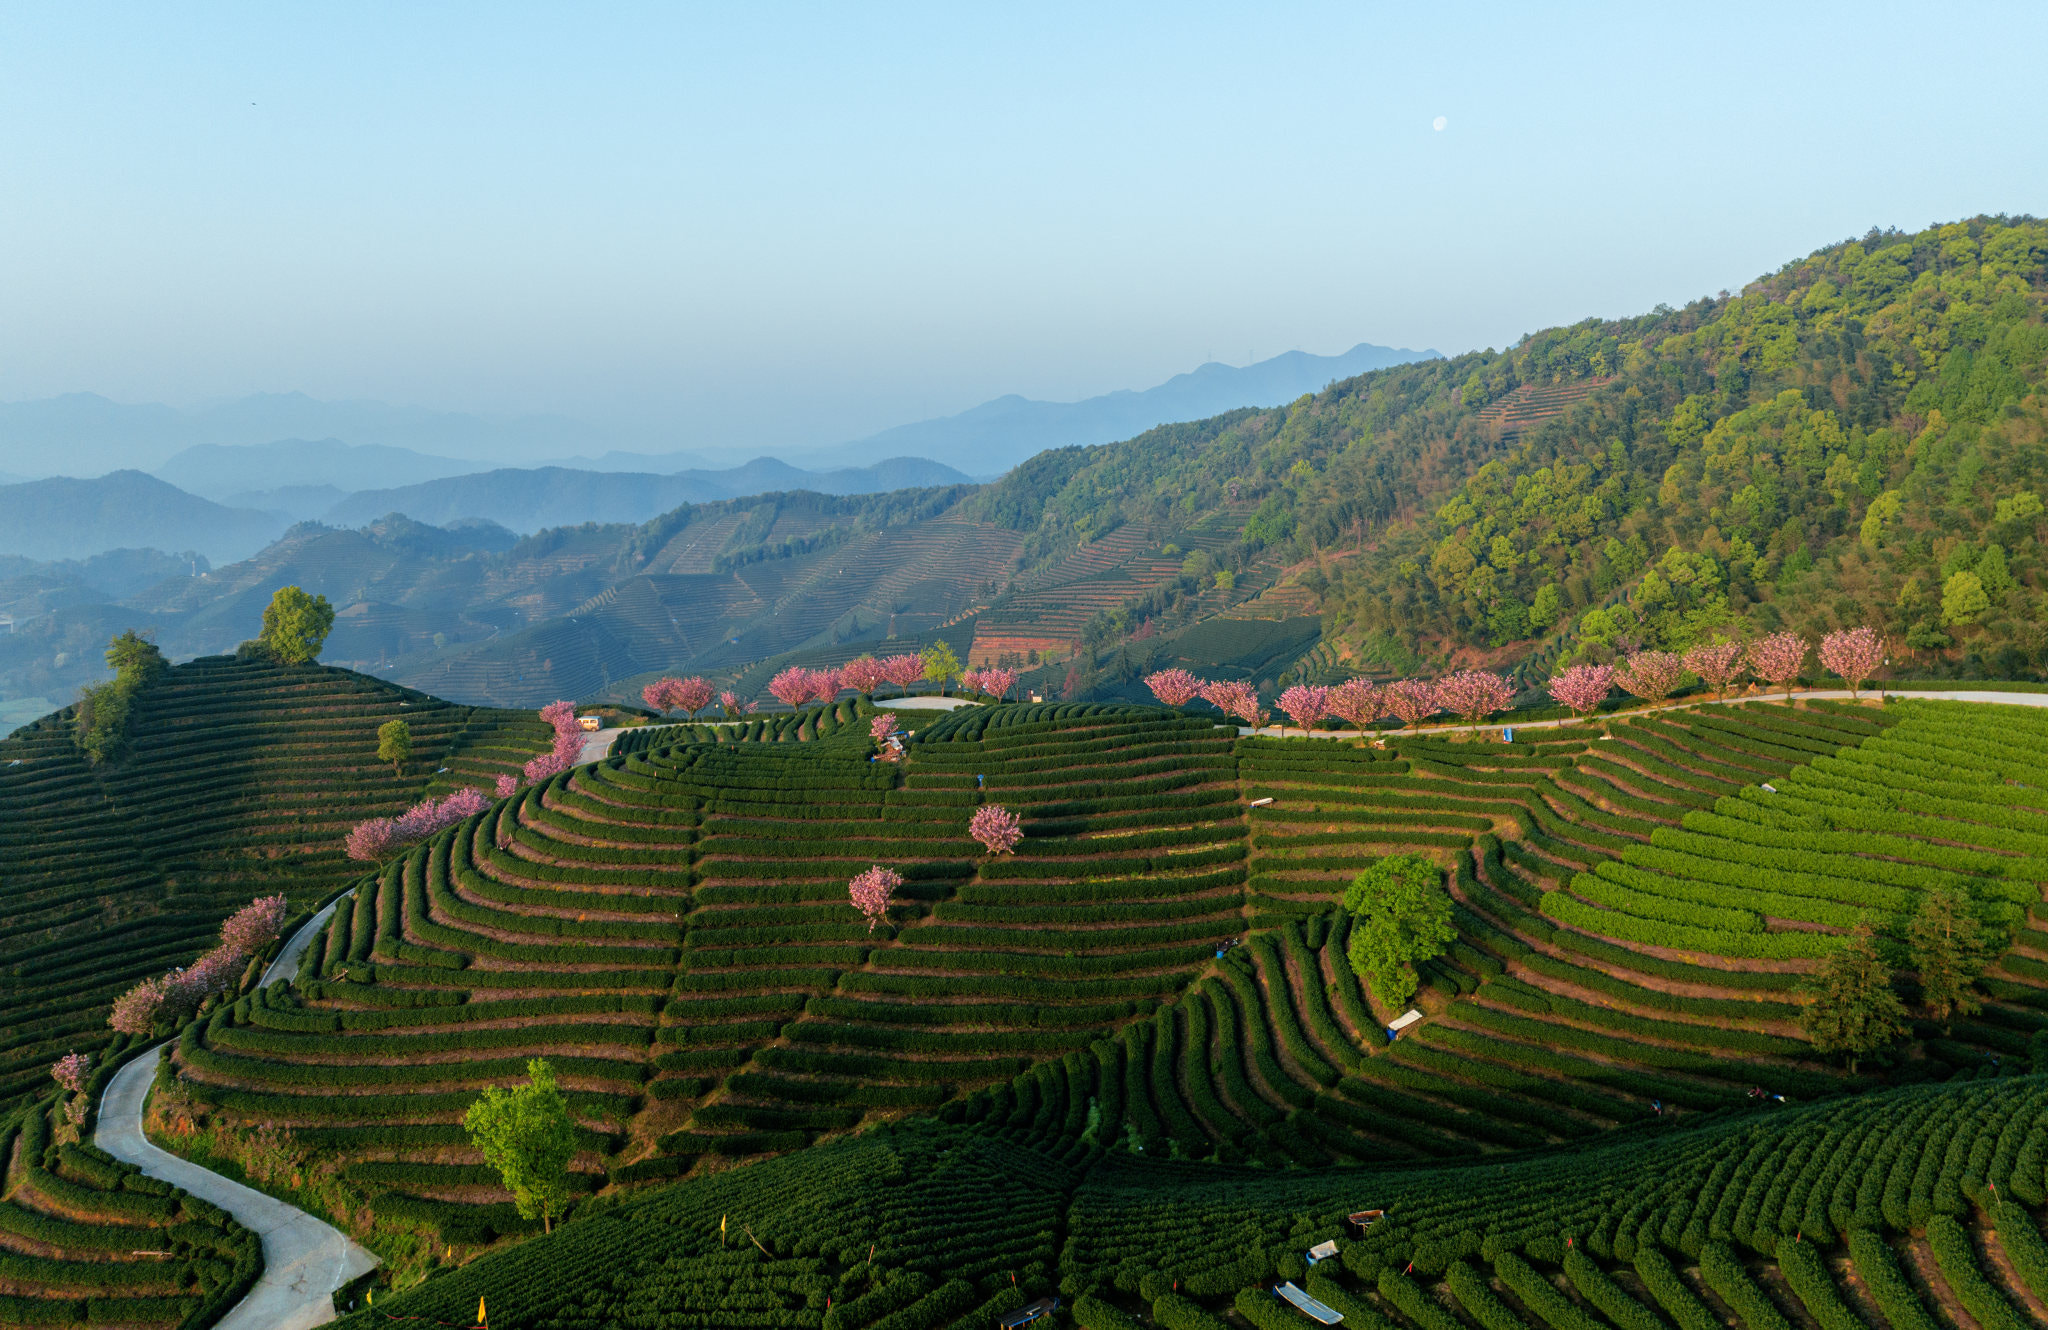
left=156, top=437, right=484, bottom=499
left=807, top=341, right=1440, bottom=474
left=0, top=471, right=286, bottom=564
left=320, top=456, right=975, bottom=532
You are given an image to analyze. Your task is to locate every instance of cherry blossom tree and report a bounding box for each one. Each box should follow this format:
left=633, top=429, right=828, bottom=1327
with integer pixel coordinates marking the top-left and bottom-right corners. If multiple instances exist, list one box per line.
left=717, top=690, right=755, bottom=720
left=870, top=712, right=897, bottom=743
left=973, top=667, right=1017, bottom=700
left=1326, top=679, right=1382, bottom=731
left=350, top=787, right=493, bottom=860
left=1435, top=670, right=1514, bottom=725
left=1747, top=631, right=1809, bottom=701
left=345, top=817, right=401, bottom=862
left=768, top=667, right=813, bottom=709
left=1382, top=678, right=1441, bottom=729
left=1546, top=663, right=1613, bottom=719
left=1277, top=684, right=1332, bottom=735
left=659, top=677, right=713, bottom=717
left=1818, top=626, right=1885, bottom=698
left=220, top=895, right=288, bottom=955
left=1613, top=651, right=1688, bottom=706
left=968, top=805, right=1023, bottom=856
left=164, top=947, right=244, bottom=1016
left=522, top=750, right=574, bottom=785
left=51, top=1052, right=90, bottom=1094
left=642, top=679, right=678, bottom=713
left=1682, top=640, right=1746, bottom=701
left=840, top=656, right=887, bottom=697
left=809, top=668, right=844, bottom=704
left=1144, top=669, right=1205, bottom=708
left=496, top=773, right=519, bottom=798
left=51, top=1052, right=90, bottom=1124
left=847, top=866, right=902, bottom=933
left=109, top=977, right=169, bottom=1034
left=879, top=654, right=925, bottom=696
left=1199, top=679, right=1262, bottom=726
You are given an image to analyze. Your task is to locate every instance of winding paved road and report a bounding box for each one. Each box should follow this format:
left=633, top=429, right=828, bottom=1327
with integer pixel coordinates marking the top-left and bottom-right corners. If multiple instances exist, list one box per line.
left=97, top=896, right=378, bottom=1329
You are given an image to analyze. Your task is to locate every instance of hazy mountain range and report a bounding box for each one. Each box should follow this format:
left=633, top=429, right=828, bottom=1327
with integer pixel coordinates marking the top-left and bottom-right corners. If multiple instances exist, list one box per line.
left=0, top=341, right=1435, bottom=485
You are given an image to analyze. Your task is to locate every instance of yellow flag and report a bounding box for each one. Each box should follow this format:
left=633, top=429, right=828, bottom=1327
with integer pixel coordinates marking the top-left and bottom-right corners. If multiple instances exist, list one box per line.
left=478, top=1295, right=488, bottom=1327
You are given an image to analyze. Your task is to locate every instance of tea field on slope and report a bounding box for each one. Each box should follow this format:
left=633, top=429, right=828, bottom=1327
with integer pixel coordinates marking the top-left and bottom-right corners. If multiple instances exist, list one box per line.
left=0, top=656, right=549, bottom=1108
left=332, top=1067, right=2048, bottom=1330
left=151, top=695, right=2048, bottom=1254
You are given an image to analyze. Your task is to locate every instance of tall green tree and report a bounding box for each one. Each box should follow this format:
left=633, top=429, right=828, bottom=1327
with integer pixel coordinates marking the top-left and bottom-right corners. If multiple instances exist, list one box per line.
left=258, top=585, right=335, bottom=665
left=462, top=1058, right=577, bottom=1233
left=1798, top=927, right=1908, bottom=1072
left=75, top=630, right=167, bottom=765
left=376, top=719, right=413, bottom=776
left=921, top=641, right=962, bottom=695
left=1342, top=852, right=1456, bottom=1009
left=1907, top=888, right=1987, bottom=1028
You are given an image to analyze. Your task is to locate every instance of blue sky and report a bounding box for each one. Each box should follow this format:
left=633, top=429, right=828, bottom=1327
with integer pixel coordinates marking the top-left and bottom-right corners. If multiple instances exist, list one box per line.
left=1, top=2, right=2043, bottom=454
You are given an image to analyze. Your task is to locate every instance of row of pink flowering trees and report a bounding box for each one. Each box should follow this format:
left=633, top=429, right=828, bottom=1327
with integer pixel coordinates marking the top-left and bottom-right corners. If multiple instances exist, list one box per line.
left=346, top=698, right=583, bottom=862
left=1145, top=668, right=1519, bottom=733
left=107, top=894, right=289, bottom=1035
left=1545, top=627, right=1886, bottom=718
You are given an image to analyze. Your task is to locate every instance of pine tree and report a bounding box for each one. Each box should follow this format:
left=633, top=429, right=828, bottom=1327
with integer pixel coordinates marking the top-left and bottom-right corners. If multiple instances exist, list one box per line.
left=1907, top=888, right=1986, bottom=1028
left=1798, top=927, right=1908, bottom=1071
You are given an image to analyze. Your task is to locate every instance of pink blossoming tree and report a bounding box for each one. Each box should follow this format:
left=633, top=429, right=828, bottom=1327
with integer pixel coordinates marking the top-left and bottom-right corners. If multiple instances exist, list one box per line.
left=1382, top=678, right=1441, bottom=729
left=51, top=1051, right=90, bottom=1094
left=1546, top=663, right=1614, bottom=719
left=220, top=895, right=288, bottom=955
left=110, top=978, right=169, bottom=1035
left=1435, top=670, right=1514, bottom=726
left=1144, top=669, right=1205, bottom=708
left=1199, top=679, right=1262, bottom=726
left=1818, top=626, right=1885, bottom=698
left=847, top=866, right=902, bottom=934
left=51, top=1051, right=91, bottom=1125
left=879, top=654, right=925, bottom=696
left=768, top=667, right=813, bottom=709
left=870, top=712, right=897, bottom=743
left=1326, top=679, right=1382, bottom=731
left=1747, top=631, right=1808, bottom=701
left=968, top=805, right=1023, bottom=856
left=840, top=656, right=887, bottom=697
left=971, top=667, right=1017, bottom=700
left=496, top=773, right=519, bottom=798
left=1277, top=684, right=1332, bottom=735
left=344, top=817, right=400, bottom=862
left=642, top=676, right=712, bottom=717
left=1613, top=651, right=1688, bottom=706
left=1682, top=640, right=1746, bottom=701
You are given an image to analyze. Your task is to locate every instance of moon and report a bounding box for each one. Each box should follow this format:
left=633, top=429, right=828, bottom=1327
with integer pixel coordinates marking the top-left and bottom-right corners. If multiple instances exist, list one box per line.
left=1432, top=115, right=1447, bottom=132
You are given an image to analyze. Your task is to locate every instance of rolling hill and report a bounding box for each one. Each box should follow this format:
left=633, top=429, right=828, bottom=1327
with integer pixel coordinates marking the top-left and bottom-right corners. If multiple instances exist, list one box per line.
left=0, top=471, right=288, bottom=564
left=7, top=658, right=2048, bottom=1326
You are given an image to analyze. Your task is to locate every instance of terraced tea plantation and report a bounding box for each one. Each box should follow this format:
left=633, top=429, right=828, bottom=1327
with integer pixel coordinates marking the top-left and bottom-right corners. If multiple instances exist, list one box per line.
left=25, top=681, right=2048, bottom=1328
left=333, top=1061, right=2048, bottom=1330
left=0, top=656, right=549, bottom=1108
left=0, top=1042, right=261, bottom=1328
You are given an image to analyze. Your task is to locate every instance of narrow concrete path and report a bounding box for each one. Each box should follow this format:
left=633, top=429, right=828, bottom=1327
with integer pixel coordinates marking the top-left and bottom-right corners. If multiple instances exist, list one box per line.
left=98, top=1048, right=377, bottom=1330
left=96, top=895, right=378, bottom=1328
left=578, top=726, right=626, bottom=765
left=264, top=889, right=352, bottom=986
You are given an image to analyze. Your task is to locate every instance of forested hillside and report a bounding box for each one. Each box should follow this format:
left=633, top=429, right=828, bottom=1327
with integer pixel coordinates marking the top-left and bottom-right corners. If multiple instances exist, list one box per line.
left=970, top=215, right=2048, bottom=689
